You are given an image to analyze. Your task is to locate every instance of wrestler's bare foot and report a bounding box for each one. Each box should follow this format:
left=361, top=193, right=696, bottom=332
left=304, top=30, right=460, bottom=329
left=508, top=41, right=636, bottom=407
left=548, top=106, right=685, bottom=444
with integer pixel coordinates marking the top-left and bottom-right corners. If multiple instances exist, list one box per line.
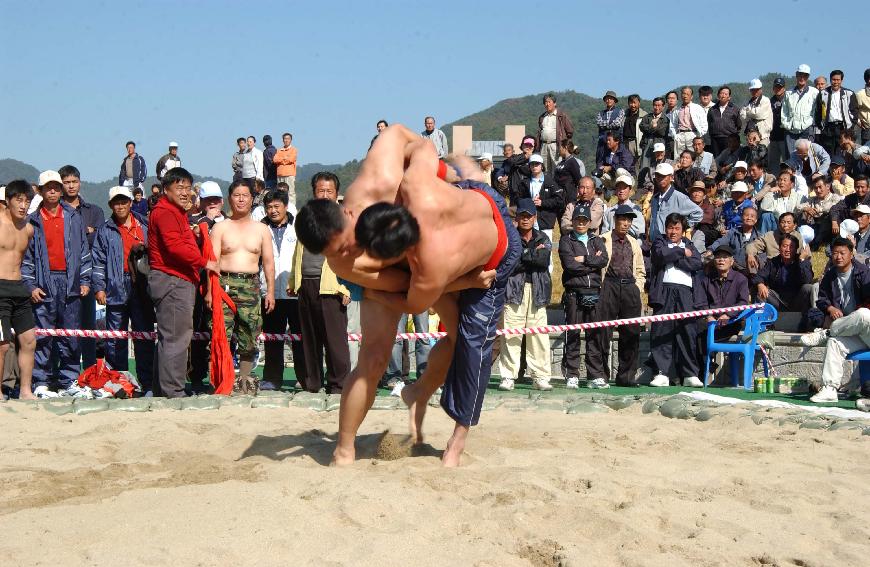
left=441, top=424, right=469, bottom=468
left=331, top=445, right=356, bottom=466
left=400, top=382, right=427, bottom=445
left=18, top=390, right=37, bottom=401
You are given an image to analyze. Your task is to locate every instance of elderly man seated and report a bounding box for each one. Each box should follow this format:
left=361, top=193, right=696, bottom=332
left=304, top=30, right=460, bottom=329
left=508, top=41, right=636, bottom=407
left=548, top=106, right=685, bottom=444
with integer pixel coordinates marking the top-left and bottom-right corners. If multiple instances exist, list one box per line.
left=790, top=138, right=831, bottom=186
left=801, top=238, right=870, bottom=403
left=752, top=232, right=814, bottom=325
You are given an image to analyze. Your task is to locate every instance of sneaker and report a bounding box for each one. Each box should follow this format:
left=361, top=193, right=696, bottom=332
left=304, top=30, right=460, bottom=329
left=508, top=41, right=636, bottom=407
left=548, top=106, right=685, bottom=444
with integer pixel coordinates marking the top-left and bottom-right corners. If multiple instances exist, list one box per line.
left=800, top=328, right=829, bottom=347
left=33, top=385, right=60, bottom=399
left=649, top=374, right=670, bottom=387
left=565, top=377, right=580, bottom=389
left=60, top=384, right=94, bottom=399
left=498, top=378, right=515, bottom=391
left=588, top=378, right=610, bottom=389
left=810, top=385, right=839, bottom=403
left=390, top=381, right=405, bottom=397
left=683, top=376, right=704, bottom=388
left=532, top=378, right=553, bottom=391
left=857, top=399, right=870, bottom=412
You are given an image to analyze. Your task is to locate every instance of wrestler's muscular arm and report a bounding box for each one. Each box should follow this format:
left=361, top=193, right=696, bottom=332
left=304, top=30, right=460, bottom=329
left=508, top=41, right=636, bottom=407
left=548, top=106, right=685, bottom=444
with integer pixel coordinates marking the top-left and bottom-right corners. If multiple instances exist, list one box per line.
left=260, top=223, right=275, bottom=313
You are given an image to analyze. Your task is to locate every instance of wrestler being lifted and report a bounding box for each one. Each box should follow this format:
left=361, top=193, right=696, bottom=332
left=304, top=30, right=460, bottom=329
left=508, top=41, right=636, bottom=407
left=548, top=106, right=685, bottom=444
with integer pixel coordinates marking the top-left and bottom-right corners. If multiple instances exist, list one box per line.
left=296, top=125, right=521, bottom=466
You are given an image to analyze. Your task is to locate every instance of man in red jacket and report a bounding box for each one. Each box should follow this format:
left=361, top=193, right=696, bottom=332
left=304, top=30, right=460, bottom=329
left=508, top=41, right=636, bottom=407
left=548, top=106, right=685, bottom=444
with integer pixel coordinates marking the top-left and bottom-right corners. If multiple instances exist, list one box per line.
left=148, top=167, right=217, bottom=397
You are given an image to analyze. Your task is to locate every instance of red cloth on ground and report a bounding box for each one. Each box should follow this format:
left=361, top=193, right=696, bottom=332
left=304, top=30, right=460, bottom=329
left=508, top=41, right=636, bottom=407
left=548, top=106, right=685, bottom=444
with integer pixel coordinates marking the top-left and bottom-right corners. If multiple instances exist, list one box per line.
left=78, top=359, right=135, bottom=398
left=198, top=223, right=237, bottom=395
left=41, top=206, right=66, bottom=271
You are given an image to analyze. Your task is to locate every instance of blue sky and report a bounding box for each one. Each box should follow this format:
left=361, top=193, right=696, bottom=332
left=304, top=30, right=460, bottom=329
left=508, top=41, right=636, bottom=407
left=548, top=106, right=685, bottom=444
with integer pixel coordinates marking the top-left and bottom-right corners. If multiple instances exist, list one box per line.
left=1, top=0, right=866, bottom=183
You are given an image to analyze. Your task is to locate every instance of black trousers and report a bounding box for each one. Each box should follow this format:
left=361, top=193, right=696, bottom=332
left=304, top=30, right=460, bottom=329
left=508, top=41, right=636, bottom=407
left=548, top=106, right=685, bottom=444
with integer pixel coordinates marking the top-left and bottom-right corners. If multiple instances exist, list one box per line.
left=650, top=283, right=699, bottom=382
left=261, top=297, right=307, bottom=389
left=561, top=289, right=599, bottom=378
left=298, top=278, right=350, bottom=394
left=188, top=288, right=211, bottom=393
left=697, top=320, right=743, bottom=368
left=810, top=214, right=833, bottom=250
left=818, top=123, right=846, bottom=156
left=586, top=278, right=642, bottom=384
left=764, top=286, right=814, bottom=331
left=711, top=136, right=730, bottom=158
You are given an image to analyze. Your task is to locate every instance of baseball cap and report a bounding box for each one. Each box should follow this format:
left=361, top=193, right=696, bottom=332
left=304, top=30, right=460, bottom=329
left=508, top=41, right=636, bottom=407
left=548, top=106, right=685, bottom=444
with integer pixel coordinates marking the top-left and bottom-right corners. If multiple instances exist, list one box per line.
left=733, top=161, right=748, bottom=171
left=796, top=63, right=811, bottom=75
left=477, top=152, right=493, bottom=162
left=613, top=204, right=637, bottom=218
left=831, top=154, right=846, bottom=166
left=529, top=154, right=544, bottom=165
left=199, top=181, right=223, bottom=199
left=38, top=170, right=63, bottom=188
left=840, top=219, right=859, bottom=238
left=521, top=136, right=536, bottom=147
left=654, top=163, right=674, bottom=176
left=169, top=141, right=179, bottom=148
left=108, top=186, right=134, bottom=202
left=615, top=174, right=633, bottom=187
left=653, top=142, right=666, bottom=153
left=572, top=205, right=592, bottom=220
left=730, top=181, right=749, bottom=193
left=773, top=78, right=786, bottom=88
left=690, top=180, right=706, bottom=191
left=515, top=198, right=536, bottom=216
left=713, top=245, right=735, bottom=257
left=749, top=78, right=763, bottom=90
left=852, top=204, right=870, bottom=215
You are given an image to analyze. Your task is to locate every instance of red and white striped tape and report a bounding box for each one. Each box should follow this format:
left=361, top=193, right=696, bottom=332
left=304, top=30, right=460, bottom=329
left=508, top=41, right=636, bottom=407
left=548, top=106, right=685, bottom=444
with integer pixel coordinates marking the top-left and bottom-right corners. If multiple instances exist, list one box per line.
left=33, top=303, right=764, bottom=342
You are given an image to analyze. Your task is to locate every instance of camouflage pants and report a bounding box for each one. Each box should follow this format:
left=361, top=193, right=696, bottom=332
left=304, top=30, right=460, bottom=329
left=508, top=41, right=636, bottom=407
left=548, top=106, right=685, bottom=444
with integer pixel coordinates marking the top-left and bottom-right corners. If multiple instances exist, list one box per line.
left=221, top=273, right=261, bottom=362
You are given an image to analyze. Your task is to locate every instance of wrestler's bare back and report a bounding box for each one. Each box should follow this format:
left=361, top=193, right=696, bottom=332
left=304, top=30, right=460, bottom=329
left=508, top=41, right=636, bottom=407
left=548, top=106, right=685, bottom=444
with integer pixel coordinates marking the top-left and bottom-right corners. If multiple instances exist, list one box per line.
left=0, top=209, right=34, bottom=281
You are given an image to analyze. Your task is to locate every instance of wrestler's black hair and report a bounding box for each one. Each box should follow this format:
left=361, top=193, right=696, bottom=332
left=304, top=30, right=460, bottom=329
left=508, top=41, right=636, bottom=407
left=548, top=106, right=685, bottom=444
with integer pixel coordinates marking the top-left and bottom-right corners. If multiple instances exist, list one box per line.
left=162, top=167, right=193, bottom=191
left=831, top=237, right=854, bottom=252
left=376, top=120, right=388, bottom=129
left=4, top=179, right=35, bottom=202
left=263, top=189, right=288, bottom=206
left=664, top=212, right=688, bottom=231
left=58, top=165, right=80, bottom=180
left=295, top=199, right=345, bottom=254
left=228, top=179, right=252, bottom=196
left=355, top=203, right=420, bottom=260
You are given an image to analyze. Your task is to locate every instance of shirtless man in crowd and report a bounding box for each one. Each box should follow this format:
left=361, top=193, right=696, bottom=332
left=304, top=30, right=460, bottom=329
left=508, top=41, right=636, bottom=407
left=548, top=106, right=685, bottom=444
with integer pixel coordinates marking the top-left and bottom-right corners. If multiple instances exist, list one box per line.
left=0, top=180, right=37, bottom=400
left=210, top=180, right=275, bottom=394
left=296, top=126, right=520, bottom=466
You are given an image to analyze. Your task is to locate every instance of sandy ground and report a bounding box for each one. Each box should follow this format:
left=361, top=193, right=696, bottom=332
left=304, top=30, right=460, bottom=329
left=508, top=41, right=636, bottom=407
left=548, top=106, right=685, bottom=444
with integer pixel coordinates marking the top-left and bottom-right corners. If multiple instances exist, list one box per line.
left=0, top=401, right=868, bottom=567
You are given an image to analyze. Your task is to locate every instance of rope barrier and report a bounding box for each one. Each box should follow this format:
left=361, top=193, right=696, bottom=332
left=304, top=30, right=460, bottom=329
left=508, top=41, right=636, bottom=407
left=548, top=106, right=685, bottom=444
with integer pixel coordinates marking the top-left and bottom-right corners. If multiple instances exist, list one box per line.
left=33, top=303, right=765, bottom=342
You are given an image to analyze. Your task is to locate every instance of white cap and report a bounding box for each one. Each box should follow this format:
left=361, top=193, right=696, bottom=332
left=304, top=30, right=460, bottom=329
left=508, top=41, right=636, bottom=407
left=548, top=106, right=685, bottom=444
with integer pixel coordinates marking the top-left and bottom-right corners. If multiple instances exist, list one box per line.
left=749, top=78, right=763, bottom=90
left=529, top=154, right=544, bottom=164
left=733, top=160, right=748, bottom=171
left=199, top=180, right=223, bottom=199
left=108, top=186, right=134, bottom=202
left=730, top=181, right=749, bottom=193
left=615, top=174, right=634, bottom=187
left=798, top=225, right=815, bottom=245
left=653, top=142, right=666, bottom=153
left=840, top=219, right=859, bottom=238
left=654, top=162, right=674, bottom=176
left=169, top=141, right=179, bottom=148
left=478, top=152, right=493, bottom=162
left=853, top=204, right=870, bottom=215
left=797, top=63, right=811, bottom=75
left=38, top=170, right=63, bottom=187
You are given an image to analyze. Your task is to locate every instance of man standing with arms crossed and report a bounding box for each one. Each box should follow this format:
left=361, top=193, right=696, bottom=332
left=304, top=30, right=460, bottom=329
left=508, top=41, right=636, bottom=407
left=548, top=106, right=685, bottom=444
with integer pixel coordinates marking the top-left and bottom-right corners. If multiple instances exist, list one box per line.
left=210, top=181, right=275, bottom=394
left=0, top=180, right=37, bottom=400
left=273, top=133, right=298, bottom=205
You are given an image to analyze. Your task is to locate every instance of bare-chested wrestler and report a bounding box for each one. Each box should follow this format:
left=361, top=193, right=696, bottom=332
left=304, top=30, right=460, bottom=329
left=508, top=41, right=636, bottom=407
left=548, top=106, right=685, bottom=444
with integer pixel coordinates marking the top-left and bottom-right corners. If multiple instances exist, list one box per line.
left=0, top=180, right=37, bottom=400
left=296, top=129, right=521, bottom=466
left=210, top=180, right=275, bottom=394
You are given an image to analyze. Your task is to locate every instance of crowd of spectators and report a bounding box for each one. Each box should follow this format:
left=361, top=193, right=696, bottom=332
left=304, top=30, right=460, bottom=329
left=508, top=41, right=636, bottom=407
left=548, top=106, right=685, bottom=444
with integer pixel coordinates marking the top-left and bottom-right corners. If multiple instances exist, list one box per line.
left=2, top=65, right=870, bottom=407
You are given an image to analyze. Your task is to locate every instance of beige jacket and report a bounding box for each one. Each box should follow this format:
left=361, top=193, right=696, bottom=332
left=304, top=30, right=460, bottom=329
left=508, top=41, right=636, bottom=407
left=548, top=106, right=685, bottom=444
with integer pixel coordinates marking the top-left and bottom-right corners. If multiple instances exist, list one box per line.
left=290, top=241, right=349, bottom=296
left=745, top=228, right=810, bottom=261
left=598, top=231, right=646, bottom=294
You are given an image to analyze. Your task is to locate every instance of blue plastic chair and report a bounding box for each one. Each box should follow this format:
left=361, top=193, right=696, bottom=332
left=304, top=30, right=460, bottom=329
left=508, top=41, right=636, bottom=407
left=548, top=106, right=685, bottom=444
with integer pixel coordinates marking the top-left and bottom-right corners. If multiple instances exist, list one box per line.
left=846, top=350, right=870, bottom=390
left=702, top=304, right=779, bottom=390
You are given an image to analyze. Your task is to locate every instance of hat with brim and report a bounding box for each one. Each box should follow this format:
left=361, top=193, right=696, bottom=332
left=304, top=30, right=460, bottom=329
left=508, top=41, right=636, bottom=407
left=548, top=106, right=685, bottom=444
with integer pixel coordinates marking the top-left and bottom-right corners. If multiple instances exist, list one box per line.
left=730, top=181, right=749, bottom=193
left=653, top=142, right=666, bottom=153
left=521, top=136, right=536, bottom=147
left=478, top=152, right=493, bottom=162
left=108, top=186, right=133, bottom=202
left=38, top=170, right=63, bottom=188
left=713, top=245, right=735, bottom=257
left=654, top=163, right=674, bottom=176
left=613, top=204, right=637, bottom=218
left=572, top=205, right=591, bottom=220
left=853, top=204, right=870, bottom=216
left=749, top=78, right=763, bottom=90
left=690, top=180, right=706, bottom=191
left=529, top=154, right=544, bottom=165
left=615, top=174, right=634, bottom=187
left=733, top=161, right=748, bottom=171
left=603, top=90, right=618, bottom=103
left=199, top=181, right=223, bottom=199
left=515, top=198, right=536, bottom=216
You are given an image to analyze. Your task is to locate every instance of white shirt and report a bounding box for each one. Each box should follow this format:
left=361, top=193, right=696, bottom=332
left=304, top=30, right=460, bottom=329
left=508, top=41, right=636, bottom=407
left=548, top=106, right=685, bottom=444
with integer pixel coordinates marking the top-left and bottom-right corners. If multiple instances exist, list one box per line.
left=662, top=241, right=693, bottom=287
left=541, top=112, right=558, bottom=143
left=829, top=89, right=844, bottom=122
left=27, top=193, right=43, bottom=214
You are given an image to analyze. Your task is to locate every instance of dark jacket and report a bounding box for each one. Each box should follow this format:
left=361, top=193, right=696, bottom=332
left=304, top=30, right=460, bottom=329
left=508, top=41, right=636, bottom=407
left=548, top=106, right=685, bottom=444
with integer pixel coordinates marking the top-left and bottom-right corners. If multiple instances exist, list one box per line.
left=515, top=173, right=565, bottom=231
left=91, top=212, right=150, bottom=305
left=816, top=259, right=870, bottom=314
left=831, top=191, right=870, bottom=223
left=737, top=144, right=768, bottom=166
left=553, top=155, right=584, bottom=203
left=132, top=198, right=149, bottom=217
left=639, top=112, right=670, bottom=149
left=648, top=236, right=706, bottom=310
left=711, top=226, right=761, bottom=266
left=69, top=197, right=105, bottom=248
left=505, top=154, right=531, bottom=204
left=595, top=143, right=635, bottom=172
left=707, top=102, right=741, bottom=139
left=118, top=154, right=147, bottom=187
left=770, top=94, right=785, bottom=141
left=673, top=167, right=704, bottom=194
left=558, top=232, right=608, bottom=290
left=752, top=255, right=814, bottom=294
left=505, top=229, right=552, bottom=308
left=816, top=87, right=858, bottom=129
left=537, top=110, right=574, bottom=148
left=263, top=144, right=277, bottom=184
left=22, top=201, right=92, bottom=298
left=701, top=269, right=750, bottom=309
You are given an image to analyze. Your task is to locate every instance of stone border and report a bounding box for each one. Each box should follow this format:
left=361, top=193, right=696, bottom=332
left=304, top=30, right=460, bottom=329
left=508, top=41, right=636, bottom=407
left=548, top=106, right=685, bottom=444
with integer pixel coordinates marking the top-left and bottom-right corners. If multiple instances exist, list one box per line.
left=3, top=390, right=869, bottom=435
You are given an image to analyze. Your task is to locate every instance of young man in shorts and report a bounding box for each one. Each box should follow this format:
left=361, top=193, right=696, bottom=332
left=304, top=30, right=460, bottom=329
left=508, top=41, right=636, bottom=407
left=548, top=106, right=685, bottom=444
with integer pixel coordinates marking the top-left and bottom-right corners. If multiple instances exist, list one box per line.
left=0, top=180, right=37, bottom=400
